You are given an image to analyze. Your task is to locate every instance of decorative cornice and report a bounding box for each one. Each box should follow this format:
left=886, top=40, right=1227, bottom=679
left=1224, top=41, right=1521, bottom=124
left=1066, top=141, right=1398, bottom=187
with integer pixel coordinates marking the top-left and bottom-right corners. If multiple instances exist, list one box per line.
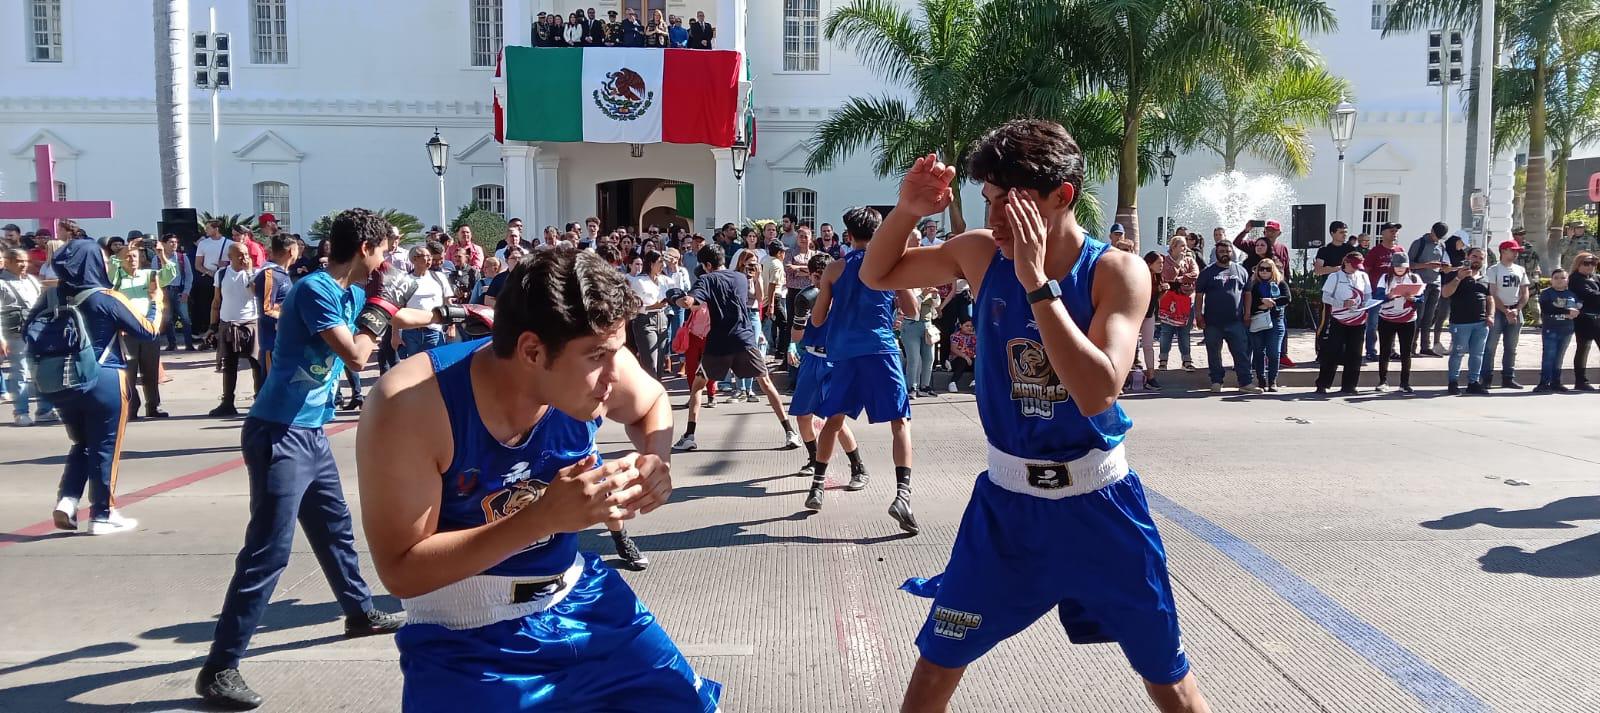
left=0, top=96, right=493, bottom=129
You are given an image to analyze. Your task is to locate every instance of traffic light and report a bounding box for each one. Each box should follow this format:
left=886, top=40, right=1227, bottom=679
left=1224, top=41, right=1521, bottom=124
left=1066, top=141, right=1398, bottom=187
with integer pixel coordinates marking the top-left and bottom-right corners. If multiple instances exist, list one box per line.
left=214, top=32, right=231, bottom=88
left=1446, top=31, right=1465, bottom=84
left=1427, top=30, right=1443, bottom=86
left=193, top=31, right=214, bottom=88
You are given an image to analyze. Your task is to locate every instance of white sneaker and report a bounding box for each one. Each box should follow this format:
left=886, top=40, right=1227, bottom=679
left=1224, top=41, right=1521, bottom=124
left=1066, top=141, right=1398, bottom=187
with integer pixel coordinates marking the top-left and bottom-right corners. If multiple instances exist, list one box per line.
left=672, top=434, right=698, bottom=451
left=783, top=431, right=803, bottom=450
left=1240, top=384, right=1263, bottom=394
left=1210, top=384, right=1223, bottom=394
left=53, top=496, right=79, bottom=531
left=1375, top=383, right=1391, bottom=393
left=35, top=410, right=59, bottom=424
left=87, top=510, right=139, bottom=536
left=948, top=382, right=958, bottom=393
left=14, top=414, right=33, bottom=427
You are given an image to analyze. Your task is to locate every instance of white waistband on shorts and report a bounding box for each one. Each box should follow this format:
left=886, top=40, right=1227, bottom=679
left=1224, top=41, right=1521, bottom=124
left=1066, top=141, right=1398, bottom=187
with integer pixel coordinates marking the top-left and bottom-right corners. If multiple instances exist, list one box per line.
left=400, top=553, right=585, bottom=630
left=985, top=443, right=1128, bottom=499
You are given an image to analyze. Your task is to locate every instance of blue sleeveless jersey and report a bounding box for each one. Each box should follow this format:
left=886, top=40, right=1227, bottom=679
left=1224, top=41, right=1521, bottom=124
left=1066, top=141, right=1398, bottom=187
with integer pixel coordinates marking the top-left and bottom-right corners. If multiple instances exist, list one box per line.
left=428, top=338, right=602, bottom=578
left=824, top=251, right=897, bottom=360
left=974, top=239, right=1132, bottom=462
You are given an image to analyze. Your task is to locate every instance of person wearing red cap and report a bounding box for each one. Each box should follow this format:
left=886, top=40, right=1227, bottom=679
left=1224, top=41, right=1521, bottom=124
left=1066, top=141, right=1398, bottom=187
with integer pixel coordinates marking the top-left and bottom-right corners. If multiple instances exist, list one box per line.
left=257, top=213, right=280, bottom=239
left=1480, top=239, right=1530, bottom=388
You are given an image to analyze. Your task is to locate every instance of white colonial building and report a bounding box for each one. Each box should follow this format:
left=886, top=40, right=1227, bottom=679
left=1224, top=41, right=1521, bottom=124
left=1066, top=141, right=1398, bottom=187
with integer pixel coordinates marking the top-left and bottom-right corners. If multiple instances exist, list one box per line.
left=1, top=0, right=1482, bottom=249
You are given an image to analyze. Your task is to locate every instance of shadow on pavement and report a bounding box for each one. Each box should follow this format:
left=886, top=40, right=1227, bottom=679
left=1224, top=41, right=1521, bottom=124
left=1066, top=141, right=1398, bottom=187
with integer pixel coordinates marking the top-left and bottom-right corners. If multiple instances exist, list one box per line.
left=1424, top=497, right=1600, bottom=579
left=1480, top=532, right=1600, bottom=578
left=1422, top=497, right=1600, bottom=530
left=2, top=445, right=239, bottom=467
left=0, top=634, right=347, bottom=712
left=138, top=595, right=402, bottom=645
left=578, top=511, right=913, bottom=555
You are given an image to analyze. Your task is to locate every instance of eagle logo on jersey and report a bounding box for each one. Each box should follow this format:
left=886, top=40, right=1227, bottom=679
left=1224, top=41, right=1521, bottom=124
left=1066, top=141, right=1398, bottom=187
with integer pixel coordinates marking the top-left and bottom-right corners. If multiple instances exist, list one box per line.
left=1006, top=338, right=1068, bottom=419
left=479, top=461, right=547, bottom=523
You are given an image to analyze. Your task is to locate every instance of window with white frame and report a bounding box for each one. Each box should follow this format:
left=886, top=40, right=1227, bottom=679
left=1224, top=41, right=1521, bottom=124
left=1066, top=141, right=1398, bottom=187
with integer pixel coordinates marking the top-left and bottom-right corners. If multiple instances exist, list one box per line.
left=1361, top=194, right=1395, bottom=235
left=251, top=0, right=289, bottom=64
left=254, top=181, right=291, bottom=231
left=783, top=188, right=818, bottom=228
left=473, top=184, right=506, bottom=216
left=28, top=0, right=63, bottom=62
left=1370, top=2, right=1391, bottom=30
left=470, top=0, right=503, bottom=67
left=28, top=181, right=67, bottom=201
left=782, top=0, right=820, bottom=72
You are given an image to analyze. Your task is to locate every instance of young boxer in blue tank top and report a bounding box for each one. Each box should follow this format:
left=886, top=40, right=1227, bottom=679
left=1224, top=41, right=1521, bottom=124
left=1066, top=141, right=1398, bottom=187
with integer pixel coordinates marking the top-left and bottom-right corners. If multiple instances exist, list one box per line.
left=807, top=207, right=921, bottom=534
left=784, top=253, right=868, bottom=491
left=857, top=121, right=1212, bottom=712
left=356, top=247, right=720, bottom=712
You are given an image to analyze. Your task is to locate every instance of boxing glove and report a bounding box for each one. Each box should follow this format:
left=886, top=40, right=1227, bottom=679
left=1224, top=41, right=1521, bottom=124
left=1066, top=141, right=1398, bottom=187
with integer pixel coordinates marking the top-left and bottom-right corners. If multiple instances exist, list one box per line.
left=460, top=304, right=495, bottom=338
left=355, top=265, right=418, bottom=337
left=433, top=303, right=467, bottom=325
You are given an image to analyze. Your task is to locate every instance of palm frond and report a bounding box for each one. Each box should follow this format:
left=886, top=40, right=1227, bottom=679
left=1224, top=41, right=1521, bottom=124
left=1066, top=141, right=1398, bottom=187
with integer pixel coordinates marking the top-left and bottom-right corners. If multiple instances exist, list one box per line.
left=804, top=96, right=912, bottom=175
left=824, top=0, right=925, bottom=88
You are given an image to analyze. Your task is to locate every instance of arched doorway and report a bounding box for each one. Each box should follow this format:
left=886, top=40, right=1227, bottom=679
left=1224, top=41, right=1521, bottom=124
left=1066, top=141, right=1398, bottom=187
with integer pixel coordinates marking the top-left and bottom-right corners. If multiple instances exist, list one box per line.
left=595, top=178, right=694, bottom=234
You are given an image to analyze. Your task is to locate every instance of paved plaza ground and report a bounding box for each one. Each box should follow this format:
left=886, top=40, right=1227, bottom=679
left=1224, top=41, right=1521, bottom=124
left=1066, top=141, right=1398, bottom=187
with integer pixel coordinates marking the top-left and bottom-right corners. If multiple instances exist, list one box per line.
left=1, top=348, right=1598, bottom=712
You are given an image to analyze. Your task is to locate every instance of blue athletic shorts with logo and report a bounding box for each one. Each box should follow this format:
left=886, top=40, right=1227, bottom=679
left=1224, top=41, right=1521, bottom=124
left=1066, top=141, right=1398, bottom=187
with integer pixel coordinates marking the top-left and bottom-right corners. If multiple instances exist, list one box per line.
left=815, top=352, right=910, bottom=423
left=902, top=471, right=1190, bottom=684
left=397, top=554, right=722, bottom=712
left=787, top=352, right=831, bottom=417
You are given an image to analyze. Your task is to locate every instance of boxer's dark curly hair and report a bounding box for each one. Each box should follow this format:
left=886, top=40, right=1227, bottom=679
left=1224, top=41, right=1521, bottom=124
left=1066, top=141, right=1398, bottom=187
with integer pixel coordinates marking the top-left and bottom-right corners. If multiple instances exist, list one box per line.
left=493, top=246, right=641, bottom=359
left=967, top=119, right=1083, bottom=207
left=327, top=208, right=389, bottom=263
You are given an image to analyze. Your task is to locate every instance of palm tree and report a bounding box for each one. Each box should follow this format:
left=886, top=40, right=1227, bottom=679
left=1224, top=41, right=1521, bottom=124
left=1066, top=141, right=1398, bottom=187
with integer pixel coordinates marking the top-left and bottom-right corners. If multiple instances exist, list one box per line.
left=152, top=0, right=190, bottom=209
left=1492, top=18, right=1600, bottom=269
left=804, top=0, right=1122, bottom=232
left=1019, top=0, right=1337, bottom=246
left=1154, top=38, right=1351, bottom=175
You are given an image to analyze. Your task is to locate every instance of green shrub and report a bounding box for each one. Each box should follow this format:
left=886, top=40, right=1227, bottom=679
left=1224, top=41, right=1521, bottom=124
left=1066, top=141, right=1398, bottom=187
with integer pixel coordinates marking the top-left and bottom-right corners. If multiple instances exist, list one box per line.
left=448, top=205, right=507, bottom=252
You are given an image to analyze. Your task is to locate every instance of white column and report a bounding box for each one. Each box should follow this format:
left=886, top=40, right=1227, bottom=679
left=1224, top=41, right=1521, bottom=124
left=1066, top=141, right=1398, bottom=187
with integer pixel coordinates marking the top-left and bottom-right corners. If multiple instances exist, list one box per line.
left=710, top=147, right=738, bottom=230
left=1474, top=0, right=1496, bottom=232
left=1486, top=151, right=1516, bottom=251
left=715, top=0, right=745, bottom=54
left=502, top=142, right=538, bottom=225
left=535, top=149, right=561, bottom=231
left=503, top=0, right=532, bottom=47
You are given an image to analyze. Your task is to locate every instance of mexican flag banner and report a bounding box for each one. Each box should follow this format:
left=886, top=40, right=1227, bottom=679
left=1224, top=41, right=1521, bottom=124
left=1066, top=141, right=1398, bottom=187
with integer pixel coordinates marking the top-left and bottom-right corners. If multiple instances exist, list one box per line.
left=502, top=46, right=741, bottom=147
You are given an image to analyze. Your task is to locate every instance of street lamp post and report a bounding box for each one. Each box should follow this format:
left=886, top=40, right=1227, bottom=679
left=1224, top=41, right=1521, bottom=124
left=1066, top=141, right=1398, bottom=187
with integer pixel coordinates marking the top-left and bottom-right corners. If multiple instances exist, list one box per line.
left=1158, top=145, right=1177, bottom=245
left=426, top=129, right=450, bottom=230
left=1330, top=98, right=1357, bottom=224
left=730, top=137, right=750, bottom=230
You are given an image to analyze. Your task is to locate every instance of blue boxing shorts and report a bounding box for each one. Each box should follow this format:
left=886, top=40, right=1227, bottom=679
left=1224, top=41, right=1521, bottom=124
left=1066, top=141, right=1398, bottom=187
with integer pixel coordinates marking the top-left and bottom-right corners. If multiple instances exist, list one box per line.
left=397, top=553, right=722, bottom=712
left=901, top=470, right=1190, bottom=685
left=787, top=352, right=831, bottom=417
left=815, top=352, right=910, bottom=423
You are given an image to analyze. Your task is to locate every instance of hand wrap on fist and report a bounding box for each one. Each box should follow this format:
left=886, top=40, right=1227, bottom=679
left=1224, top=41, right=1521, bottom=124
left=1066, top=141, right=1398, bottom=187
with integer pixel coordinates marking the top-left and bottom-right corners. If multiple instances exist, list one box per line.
left=355, top=264, right=418, bottom=337
left=664, top=287, right=687, bottom=306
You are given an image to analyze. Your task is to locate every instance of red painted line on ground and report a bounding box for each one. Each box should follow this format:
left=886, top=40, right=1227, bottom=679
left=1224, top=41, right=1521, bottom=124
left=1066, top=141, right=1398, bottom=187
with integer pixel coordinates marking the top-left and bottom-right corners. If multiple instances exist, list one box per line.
left=0, top=420, right=359, bottom=549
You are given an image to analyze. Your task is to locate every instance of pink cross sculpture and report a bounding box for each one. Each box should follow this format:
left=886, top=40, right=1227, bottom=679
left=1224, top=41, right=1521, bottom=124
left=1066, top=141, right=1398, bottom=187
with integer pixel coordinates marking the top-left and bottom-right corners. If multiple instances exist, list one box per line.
left=0, top=144, right=113, bottom=237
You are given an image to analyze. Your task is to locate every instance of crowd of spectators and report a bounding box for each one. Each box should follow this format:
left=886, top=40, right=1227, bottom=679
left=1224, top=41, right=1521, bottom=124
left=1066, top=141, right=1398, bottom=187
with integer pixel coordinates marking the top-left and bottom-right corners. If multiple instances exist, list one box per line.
left=532, top=7, right=715, bottom=49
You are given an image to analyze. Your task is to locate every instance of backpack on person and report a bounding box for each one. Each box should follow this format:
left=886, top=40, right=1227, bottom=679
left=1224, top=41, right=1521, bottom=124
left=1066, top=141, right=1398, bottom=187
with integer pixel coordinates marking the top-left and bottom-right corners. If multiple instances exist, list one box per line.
left=21, top=288, right=113, bottom=397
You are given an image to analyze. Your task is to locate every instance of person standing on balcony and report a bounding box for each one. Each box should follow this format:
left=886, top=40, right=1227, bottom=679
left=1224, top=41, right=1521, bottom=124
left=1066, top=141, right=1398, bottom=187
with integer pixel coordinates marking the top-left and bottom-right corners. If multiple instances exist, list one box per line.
left=690, top=10, right=716, bottom=49
left=620, top=9, right=644, bottom=47
left=668, top=14, right=688, bottom=47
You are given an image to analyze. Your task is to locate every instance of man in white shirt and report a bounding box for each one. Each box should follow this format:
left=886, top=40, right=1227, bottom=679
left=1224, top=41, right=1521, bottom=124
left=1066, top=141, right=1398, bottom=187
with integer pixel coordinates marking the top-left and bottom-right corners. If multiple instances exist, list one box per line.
left=209, top=243, right=261, bottom=416
left=1481, top=239, right=1531, bottom=388
left=0, top=248, right=54, bottom=425
left=917, top=219, right=943, bottom=246
left=397, top=245, right=452, bottom=358
left=193, top=220, right=233, bottom=336
left=763, top=241, right=790, bottom=367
